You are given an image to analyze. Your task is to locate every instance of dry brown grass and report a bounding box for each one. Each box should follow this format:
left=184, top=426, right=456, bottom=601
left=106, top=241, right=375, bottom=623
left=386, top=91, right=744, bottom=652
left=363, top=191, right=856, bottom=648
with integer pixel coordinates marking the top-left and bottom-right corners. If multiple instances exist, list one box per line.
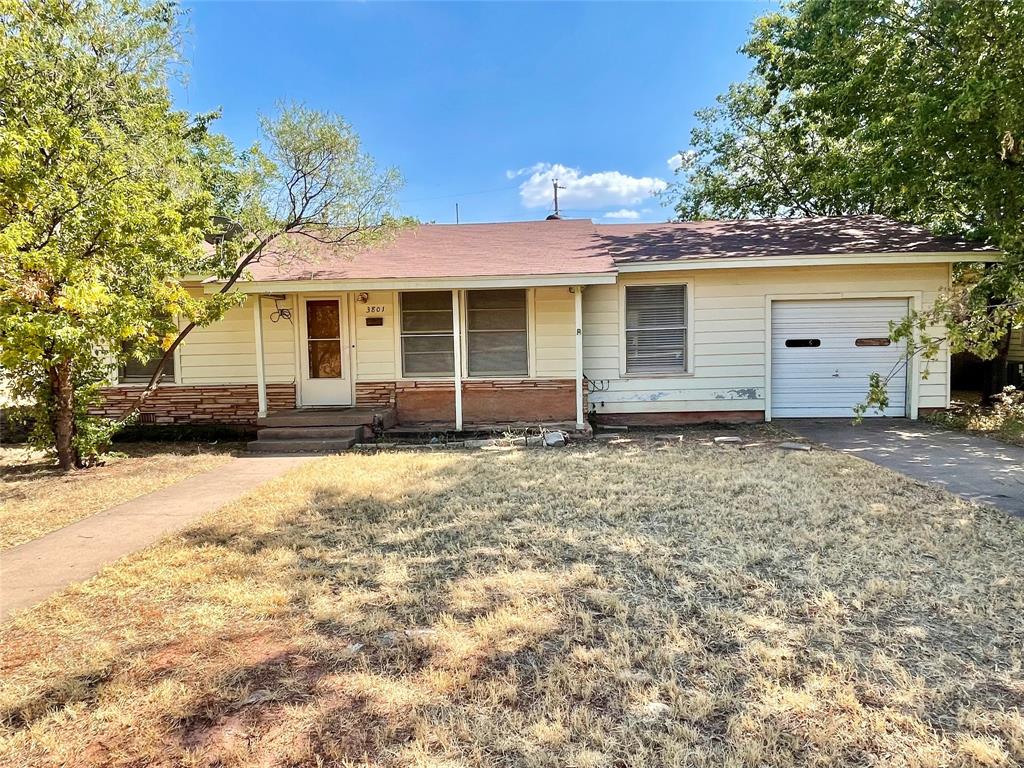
left=0, top=442, right=239, bottom=549
left=1, top=435, right=1022, bottom=767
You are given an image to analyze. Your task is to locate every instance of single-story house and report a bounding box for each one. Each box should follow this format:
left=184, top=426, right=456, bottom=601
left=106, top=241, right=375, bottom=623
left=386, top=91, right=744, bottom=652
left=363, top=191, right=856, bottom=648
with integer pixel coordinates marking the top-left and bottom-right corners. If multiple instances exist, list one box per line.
left=93, top=215, right=995, bottom=447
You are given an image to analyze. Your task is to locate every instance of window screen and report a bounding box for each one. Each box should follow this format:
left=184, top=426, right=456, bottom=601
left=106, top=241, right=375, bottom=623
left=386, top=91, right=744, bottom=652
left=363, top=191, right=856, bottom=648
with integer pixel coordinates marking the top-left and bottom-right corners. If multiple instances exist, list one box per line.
left=466, top=289, right=528, bottom=377
left=400, top=291, right=454, bottom=377
left=624, top=284, right=688, bottom=374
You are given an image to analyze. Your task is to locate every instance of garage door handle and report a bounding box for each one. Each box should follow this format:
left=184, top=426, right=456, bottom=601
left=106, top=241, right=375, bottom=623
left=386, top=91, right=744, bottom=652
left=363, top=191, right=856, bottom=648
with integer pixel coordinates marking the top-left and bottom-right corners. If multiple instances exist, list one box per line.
left=832, top=369, right=840, bottom=378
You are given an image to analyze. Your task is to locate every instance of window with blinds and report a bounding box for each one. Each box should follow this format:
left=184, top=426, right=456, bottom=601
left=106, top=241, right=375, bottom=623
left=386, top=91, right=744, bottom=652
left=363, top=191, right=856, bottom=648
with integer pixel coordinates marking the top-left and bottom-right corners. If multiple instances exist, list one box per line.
left=624, top=284, right=688, bottom=374
left=400, top=291, right=455, bottom=376
left=466, top=289, right=528, bottom=377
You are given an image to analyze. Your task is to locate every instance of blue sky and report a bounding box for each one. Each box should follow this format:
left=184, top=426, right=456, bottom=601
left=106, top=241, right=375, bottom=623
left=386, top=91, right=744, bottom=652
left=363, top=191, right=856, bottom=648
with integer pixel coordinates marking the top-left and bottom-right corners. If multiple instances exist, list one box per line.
left=175, top=2, right=772, bottom=224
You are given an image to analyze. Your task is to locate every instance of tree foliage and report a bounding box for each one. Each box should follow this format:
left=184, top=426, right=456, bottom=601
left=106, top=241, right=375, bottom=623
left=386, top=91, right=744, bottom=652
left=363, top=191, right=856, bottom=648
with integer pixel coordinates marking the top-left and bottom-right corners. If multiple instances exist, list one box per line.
left=126, top=103, right=408, bottom=418
left=0, top=0, right=404, bottom=468
left=671, top=0, right=1024, bottom=408
left=0, top=0, right=217, bottom=467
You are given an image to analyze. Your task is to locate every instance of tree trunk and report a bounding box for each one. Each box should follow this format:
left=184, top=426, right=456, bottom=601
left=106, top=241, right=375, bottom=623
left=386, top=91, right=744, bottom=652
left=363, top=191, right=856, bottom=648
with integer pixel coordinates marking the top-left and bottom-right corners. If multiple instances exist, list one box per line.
left=49, top=359, right=80, bottom=470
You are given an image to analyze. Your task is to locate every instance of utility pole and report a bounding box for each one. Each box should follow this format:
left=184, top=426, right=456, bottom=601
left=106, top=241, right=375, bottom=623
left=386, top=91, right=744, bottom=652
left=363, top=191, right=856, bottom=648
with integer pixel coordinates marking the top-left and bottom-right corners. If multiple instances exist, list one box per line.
left=552, top=178, right=566, bottom=217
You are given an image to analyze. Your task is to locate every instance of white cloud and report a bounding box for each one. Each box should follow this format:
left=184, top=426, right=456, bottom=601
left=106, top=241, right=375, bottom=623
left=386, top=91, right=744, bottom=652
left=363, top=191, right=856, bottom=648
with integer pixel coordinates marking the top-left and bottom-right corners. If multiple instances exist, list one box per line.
left=666, top=151, right=695, bottom=171
left=509, top=162, right=668, bottom=209
left=505, top=162, right=547, bottom=180
left=603, top=208, right=640, bottom=219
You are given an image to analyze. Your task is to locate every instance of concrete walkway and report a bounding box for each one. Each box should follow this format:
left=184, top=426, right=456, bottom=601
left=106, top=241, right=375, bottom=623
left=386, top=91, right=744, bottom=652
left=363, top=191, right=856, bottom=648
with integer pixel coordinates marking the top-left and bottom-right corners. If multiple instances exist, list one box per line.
left=779, top=419, right=1024, bottom=517
left=0, top=455, right=312, bottom=621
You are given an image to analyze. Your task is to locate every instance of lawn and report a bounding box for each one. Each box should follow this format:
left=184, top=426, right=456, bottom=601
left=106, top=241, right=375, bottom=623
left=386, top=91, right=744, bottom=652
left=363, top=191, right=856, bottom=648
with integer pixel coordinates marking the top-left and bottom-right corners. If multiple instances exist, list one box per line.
left=1, top=436, right=1022, bottom=767
left=0, top=442, right=239, bottom=550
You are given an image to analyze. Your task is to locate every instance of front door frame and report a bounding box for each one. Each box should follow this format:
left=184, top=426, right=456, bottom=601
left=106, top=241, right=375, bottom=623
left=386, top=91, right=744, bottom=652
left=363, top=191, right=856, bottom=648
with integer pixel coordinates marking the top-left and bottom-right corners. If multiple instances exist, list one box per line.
left=296, top=292, right=354, bottom=407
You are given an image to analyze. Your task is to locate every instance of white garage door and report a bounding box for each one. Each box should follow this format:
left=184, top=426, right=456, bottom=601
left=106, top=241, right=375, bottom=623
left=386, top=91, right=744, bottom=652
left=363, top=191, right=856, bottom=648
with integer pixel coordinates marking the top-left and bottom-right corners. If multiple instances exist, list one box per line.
left=771, top=298, right=908, bottom=418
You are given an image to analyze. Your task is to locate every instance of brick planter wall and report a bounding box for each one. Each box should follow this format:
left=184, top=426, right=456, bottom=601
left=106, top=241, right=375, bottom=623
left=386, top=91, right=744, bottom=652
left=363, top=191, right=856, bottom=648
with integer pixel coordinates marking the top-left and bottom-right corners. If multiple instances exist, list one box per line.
left=94, top=379, right=583, bottom=427
left=395, top=381, right=456, bottom=424
left=92, top=384, right=296, bottom=425
left=392, top=378, right=580, bottom=425
left=462, top=379, right=577, bottom=423
left=355, top=382, right=397, bottom=409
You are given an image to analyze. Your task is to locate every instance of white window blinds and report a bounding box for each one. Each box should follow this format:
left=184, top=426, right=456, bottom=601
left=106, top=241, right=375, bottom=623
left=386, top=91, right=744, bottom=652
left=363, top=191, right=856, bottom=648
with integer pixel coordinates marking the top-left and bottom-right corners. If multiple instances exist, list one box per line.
left=624, top=284, right=688, bottom=374
left=400, top=291, right=454, bottom=376
left=466, top=289, right=528, bottom=377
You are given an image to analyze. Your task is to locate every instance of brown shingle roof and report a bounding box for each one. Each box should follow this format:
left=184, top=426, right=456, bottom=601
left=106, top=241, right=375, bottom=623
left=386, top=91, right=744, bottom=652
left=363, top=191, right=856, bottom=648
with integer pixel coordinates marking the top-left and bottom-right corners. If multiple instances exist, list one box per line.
left=594, top=215, right=993, bottom=264
left=246, top=219, right=615, bottom=282
left=240, top=215, right=993, bottom=284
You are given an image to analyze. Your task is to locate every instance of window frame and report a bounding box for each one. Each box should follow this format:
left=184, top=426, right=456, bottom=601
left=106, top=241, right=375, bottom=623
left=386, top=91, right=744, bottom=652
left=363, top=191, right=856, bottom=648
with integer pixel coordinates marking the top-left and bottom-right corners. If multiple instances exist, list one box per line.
left=116, top=318, right=181, bottom=386
left=398, top=290, right=456, bottom=379
left=618, top=279, right=694, bottom=378
left=462, top=288, right=532, bottom=379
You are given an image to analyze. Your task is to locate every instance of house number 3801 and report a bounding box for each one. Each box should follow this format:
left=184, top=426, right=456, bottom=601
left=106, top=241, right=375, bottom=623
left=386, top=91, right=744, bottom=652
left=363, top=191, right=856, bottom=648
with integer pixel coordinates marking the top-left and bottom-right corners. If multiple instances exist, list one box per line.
left=364, top=305, right=386, bottom=314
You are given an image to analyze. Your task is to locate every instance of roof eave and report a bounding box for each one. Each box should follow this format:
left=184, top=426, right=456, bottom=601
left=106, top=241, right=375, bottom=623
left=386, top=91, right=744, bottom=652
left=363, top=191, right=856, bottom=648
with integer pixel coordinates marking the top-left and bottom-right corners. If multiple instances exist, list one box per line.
left=615, top=251, right=1001, bottom=273
left=208, top=271, right=618, bottom=294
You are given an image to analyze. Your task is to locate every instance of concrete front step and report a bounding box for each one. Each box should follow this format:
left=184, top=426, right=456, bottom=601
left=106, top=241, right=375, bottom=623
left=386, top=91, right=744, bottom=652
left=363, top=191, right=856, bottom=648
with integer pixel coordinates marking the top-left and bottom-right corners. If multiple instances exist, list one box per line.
left=257, top=425, right=363, bottom=442
left=246, top=437, right=358, bottom=454
left=257, top=408, right=396, bottom=429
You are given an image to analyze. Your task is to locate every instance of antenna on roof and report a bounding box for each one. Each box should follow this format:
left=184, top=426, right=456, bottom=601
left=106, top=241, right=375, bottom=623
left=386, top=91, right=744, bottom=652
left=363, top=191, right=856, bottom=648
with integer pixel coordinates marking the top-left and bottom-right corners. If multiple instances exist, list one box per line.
left=455, top=202, right=459, bottom=225
left=546, top=178, right=567, bottom=220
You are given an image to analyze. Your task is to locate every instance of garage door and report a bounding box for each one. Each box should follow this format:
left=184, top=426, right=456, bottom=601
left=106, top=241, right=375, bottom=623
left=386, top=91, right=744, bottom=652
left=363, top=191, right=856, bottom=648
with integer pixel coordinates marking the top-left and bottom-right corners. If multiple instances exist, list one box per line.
left=771, top=298, right=908, bottom=418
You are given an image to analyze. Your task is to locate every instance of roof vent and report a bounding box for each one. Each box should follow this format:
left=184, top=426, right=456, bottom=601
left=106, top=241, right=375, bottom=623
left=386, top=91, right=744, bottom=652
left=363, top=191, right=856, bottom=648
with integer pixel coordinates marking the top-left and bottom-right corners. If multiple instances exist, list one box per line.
left=545, top=213, right=562, bottom=221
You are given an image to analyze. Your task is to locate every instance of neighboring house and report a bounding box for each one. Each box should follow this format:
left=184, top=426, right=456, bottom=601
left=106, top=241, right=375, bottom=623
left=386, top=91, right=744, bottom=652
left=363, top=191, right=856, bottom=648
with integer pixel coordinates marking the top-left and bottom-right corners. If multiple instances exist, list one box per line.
left=1007, top=329, right=1024, bottom=387
left=92, top=216, right=995, bottom=438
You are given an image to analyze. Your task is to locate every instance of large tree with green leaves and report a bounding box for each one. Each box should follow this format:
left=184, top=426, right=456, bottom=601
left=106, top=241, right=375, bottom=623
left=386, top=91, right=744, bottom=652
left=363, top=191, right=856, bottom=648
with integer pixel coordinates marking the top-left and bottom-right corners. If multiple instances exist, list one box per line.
left=125, top=103, right=407, bottom=418
left=0, top=0, right=218, bottom=468
left=0, top=0, right=403, bottom=469
left=671, top=0, right=1024, bottom=396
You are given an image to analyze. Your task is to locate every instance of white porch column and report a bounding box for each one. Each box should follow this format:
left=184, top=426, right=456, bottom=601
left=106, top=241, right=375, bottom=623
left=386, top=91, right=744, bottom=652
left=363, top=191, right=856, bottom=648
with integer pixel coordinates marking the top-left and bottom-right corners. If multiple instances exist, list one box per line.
left=451, top=289, right=463, bottom=431
left=253, top=297, right=268, bottom=418
left=574, top=285, right=585, bottom=430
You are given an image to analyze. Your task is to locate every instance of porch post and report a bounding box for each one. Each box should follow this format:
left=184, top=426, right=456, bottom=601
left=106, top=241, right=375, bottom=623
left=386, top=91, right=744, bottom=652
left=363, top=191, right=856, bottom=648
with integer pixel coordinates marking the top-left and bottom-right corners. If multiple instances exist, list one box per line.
left=451, top=289, right=463, bottom=431
left=253, top=297, right=268, bottom=418
left=574, top=285, right=585, bottom=430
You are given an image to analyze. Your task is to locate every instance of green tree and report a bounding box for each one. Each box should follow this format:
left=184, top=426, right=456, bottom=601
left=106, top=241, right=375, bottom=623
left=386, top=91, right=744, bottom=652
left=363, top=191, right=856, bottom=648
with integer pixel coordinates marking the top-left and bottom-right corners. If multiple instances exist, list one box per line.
left=124, top=103, right=408, bottom=418
left=671, top=0, right=1024, bottom=401
left=0, top=0, right=404, bottom=468
left=0, top=0, right=216, bottom=468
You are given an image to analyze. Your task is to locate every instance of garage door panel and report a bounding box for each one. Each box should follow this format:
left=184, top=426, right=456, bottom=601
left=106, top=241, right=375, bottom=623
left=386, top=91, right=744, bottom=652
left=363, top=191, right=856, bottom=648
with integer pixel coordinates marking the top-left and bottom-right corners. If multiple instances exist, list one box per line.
left=771, top=298, right=908, bottom=419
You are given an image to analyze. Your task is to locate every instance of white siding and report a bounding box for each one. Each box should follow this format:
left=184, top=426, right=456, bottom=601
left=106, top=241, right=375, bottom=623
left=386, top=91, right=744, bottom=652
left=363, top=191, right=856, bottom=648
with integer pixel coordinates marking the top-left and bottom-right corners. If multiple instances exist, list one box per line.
left=355, top=290, right=398, bottom=381
left=178, top=287, right=580, bottom=387
left=533, top=287, right=576, bottom=378
left=1008, top=328, right=1024, bottom=362
left=583, top=263, right=951, bottom=416
left=178, top=292, right=295, bottom=385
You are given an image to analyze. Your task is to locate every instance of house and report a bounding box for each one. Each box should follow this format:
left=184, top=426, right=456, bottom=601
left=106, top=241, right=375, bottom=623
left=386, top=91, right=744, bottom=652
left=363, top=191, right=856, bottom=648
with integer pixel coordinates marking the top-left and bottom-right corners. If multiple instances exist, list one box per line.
left=92, top=216, right=995, bottom=447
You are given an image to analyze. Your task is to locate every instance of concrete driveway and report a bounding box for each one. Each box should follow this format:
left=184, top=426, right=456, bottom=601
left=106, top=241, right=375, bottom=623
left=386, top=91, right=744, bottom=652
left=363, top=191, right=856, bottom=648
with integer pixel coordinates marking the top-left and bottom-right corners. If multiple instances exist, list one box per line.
left=778, top=419, right=1024, bottom=517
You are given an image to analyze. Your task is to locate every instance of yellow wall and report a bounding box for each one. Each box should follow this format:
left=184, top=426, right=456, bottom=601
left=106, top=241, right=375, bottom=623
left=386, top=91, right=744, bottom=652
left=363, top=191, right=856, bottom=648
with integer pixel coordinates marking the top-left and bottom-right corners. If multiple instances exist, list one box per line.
left=354, top=291, right=398, bottom=381
left=582, top=263, right=951, bottom=415
left=1007, top=328, right=1024, bottom=362
left=177, top=291, right=296, bottom=385
left=533, top=287, right=576, bottom=378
